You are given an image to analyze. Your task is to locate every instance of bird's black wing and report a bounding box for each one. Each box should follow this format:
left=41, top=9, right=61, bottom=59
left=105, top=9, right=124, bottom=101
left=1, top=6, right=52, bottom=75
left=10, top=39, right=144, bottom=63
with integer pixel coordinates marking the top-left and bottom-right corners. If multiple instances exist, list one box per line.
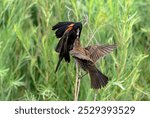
left=52, top=22, right=74, bottom=38
left=52, top=22, right=73, bottom=30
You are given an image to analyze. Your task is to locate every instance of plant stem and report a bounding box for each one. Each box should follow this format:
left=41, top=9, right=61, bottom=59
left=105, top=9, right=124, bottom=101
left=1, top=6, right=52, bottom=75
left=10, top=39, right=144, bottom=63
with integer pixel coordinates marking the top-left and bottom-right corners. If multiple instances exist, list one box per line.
left=74, top=61, right=80, bottom=101
left=94, top=90, right=98, bottom=101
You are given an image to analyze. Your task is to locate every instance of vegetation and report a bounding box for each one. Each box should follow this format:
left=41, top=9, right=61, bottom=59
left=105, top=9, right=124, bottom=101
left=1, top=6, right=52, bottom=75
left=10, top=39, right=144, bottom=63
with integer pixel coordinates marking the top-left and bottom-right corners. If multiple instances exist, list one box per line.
left=0, top=0, right=150, bottom=100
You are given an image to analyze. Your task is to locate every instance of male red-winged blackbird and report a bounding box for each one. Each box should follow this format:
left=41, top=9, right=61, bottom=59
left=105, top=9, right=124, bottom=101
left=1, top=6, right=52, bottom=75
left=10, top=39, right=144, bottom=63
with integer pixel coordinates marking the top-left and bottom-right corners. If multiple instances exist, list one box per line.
left=70, top=37, right=116, bottom=89
left=52, top=22, right=82, bottom=72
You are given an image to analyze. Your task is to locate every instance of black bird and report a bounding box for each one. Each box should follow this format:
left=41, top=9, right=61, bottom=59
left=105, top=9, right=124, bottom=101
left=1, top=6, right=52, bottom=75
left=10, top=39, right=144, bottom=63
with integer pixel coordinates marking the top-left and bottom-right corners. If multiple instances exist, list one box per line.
left=52, top=22, right=82, bottom=72
left=70, top=37, right=116, bottom=89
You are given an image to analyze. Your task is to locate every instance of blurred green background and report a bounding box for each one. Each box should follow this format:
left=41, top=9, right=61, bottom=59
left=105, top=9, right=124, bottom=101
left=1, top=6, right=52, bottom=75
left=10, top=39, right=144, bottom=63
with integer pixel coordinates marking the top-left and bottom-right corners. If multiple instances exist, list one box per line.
left=0, top=0, right=150, bottom=100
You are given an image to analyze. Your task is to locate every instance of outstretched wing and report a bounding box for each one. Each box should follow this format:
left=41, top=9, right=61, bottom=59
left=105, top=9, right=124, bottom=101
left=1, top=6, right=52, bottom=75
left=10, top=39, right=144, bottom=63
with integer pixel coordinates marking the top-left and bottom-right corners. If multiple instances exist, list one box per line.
left=85, top=44, right=116, bottom=63
left=70, top=50, right=93, bottom=62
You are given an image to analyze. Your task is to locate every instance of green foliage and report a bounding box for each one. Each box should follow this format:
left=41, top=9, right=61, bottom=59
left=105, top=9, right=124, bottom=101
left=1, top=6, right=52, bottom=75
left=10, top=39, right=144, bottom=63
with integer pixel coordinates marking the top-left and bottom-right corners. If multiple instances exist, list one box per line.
left=0, top=0, right=149, bottom=100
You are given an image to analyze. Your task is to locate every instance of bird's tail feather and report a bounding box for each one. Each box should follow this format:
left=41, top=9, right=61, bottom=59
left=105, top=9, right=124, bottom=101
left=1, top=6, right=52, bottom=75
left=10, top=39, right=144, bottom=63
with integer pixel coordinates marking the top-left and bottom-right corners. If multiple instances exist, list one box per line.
left=55, top=56, right=63, bottom=73
left=89, top=68, right=108, bottom=89
left=64, top=52, right=70, bottom=62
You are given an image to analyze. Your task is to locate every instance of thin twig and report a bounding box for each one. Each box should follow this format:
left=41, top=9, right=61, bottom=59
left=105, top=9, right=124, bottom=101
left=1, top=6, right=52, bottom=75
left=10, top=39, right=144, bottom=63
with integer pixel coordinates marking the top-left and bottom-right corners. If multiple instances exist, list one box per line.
left=74, top=61, right=80, bottom=101
left=94, top=90, right=98, bottom=101
left=76, top=75, right=80, bottom=100
left=79, top=72, right=88, bottom=79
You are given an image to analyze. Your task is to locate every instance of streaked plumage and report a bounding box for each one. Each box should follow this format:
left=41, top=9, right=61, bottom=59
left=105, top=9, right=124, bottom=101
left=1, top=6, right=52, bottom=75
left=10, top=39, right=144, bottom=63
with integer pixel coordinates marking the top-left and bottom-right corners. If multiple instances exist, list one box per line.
left=70, top=38, right=116, bottom=89
left=85, top=44, right=117, bottom=63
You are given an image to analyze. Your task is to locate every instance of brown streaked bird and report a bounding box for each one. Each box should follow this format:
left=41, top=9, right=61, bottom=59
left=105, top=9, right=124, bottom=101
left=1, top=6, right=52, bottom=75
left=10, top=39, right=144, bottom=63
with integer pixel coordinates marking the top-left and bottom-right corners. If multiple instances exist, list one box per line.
left=52, top=22, right=82, bottom=72
left=70, top=37, right=116, bottom=89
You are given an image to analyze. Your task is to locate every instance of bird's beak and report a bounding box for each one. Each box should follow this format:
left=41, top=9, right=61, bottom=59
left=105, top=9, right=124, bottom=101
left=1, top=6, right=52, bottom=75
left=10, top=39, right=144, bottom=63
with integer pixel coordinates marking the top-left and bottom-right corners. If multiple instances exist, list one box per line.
left=77, top=28, right=80, bottom=37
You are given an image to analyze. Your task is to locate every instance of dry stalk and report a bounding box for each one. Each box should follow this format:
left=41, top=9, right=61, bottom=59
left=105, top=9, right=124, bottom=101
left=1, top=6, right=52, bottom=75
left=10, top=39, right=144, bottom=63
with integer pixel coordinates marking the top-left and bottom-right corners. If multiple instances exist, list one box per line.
left=74, top=62, right=81, bottom=101
left=94, top=90, right=98, bottom=101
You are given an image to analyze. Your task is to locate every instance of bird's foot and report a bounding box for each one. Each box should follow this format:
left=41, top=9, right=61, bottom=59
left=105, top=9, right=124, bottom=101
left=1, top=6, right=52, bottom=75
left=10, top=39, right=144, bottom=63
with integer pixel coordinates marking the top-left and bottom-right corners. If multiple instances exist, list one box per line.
left=78, top=72, right=88, bottom=79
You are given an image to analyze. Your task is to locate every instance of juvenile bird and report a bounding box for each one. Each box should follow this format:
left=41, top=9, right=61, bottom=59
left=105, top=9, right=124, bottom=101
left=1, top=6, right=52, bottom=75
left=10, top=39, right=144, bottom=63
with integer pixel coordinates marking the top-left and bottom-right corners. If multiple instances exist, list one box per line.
left=52, top=22, right=82, bottom=72
left=70, top=36, right=116, bottom=89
